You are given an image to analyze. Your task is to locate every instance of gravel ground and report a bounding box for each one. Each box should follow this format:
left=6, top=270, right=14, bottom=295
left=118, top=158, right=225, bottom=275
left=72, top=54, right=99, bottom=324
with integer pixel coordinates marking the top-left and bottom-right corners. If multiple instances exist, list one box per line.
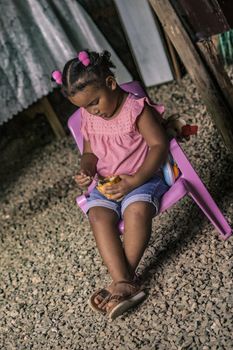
left=0, top=73, right=233, bottom=350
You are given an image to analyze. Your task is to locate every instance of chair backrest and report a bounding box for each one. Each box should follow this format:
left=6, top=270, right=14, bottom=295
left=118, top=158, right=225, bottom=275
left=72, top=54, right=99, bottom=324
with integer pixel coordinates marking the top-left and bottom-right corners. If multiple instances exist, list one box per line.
left=68, top=109, right=83, bottom=154
left=120, top=81, right=147, bottom=98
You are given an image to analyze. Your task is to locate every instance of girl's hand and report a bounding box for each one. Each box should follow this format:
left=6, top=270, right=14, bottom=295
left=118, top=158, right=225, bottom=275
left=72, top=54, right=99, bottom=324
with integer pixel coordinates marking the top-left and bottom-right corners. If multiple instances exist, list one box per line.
left=73, top=170, right=93, bottom=189
left=104, top=174, right=138, bottom=200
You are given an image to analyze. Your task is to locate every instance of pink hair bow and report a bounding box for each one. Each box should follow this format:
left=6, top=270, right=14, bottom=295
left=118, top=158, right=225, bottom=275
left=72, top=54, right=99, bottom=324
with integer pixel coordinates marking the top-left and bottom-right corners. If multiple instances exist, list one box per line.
left=52, top=70, right=62, bottom=85
left=77, top=51, right=90, bottom=67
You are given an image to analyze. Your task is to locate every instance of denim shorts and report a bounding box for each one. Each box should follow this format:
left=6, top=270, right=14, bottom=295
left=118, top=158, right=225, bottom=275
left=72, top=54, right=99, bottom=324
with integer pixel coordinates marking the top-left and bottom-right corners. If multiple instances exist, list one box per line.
left=84, top=175, right=169, bottom=219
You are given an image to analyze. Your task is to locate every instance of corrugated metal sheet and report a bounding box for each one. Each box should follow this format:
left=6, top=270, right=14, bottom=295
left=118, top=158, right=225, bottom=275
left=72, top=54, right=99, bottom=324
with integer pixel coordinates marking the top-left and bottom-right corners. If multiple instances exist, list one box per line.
left=0, top=0, right=131, bottom=125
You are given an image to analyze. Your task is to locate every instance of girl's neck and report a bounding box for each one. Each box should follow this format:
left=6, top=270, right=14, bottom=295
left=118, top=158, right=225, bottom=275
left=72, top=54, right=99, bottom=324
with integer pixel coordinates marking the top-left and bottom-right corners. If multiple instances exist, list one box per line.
left=111, top=87, right=128, bottom=118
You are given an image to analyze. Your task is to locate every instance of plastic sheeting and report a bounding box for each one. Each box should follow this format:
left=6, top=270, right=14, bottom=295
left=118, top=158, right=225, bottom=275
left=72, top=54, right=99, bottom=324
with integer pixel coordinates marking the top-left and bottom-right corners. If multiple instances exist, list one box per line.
left=0, top=0, right=132, bottom=125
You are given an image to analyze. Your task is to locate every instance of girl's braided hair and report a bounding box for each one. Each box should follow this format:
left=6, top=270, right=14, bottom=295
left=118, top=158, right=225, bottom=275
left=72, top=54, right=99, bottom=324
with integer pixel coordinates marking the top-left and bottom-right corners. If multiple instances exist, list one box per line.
left=61, top=50, right=116, bottom=97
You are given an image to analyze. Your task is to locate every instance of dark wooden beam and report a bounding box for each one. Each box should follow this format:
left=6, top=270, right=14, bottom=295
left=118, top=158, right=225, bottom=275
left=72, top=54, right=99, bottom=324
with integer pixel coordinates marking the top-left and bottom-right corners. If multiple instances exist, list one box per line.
left=149, top=0, right=233, bottom=152
left=197, top=39, right=233, bottom=114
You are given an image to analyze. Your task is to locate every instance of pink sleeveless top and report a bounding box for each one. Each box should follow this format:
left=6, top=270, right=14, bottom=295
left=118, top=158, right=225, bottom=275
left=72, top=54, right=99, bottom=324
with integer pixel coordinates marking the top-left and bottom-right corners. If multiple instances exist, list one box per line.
left=80, top=93, right=164, bottom=177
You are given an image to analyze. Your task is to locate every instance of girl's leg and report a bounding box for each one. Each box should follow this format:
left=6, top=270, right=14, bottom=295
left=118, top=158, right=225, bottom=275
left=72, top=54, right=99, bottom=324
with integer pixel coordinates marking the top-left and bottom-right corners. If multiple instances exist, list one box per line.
left=88, top=207, right=132, bottom=284
left=104, top=201, right=154, bottom=312
left=122, top=201, right=155, bottom=276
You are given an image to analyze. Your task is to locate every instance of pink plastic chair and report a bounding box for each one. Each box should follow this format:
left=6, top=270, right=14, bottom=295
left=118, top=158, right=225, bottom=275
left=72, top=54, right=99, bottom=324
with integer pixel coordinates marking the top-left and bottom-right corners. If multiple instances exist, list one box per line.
left=68, top=81, right=232, bottom=240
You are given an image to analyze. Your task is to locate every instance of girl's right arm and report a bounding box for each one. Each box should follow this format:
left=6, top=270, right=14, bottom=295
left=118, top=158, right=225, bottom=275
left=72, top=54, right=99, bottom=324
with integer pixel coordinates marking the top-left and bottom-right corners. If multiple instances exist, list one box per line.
left=80, top=139, right=98, bottom=176
left=74, top=140, right=98, bottom=189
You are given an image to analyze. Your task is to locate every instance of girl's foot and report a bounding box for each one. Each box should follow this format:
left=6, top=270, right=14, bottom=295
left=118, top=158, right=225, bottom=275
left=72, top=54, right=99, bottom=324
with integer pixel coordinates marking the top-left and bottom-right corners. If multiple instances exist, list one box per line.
left=105, top=280, right=146, bottom=320
left=88, top=282, right=115, bottom=313
left=89, top=274, right=140, bottom=313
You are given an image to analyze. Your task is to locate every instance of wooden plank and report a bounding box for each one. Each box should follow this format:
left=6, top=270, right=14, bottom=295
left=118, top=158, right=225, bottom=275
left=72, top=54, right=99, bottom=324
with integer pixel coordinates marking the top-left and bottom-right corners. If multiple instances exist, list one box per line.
left=163, top=32, right=182, bottom=82
left=40, top=97, right=66, bottom=139
left=149, top=0, right=233, bottom=152
left=114, top=0, right=174, bottom=87
left=26, top=97, right=66, bottom=138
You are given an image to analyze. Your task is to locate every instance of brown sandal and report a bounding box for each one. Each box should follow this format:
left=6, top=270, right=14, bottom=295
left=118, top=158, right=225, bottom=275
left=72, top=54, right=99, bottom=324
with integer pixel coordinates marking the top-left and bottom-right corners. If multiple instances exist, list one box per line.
left=106, top=281, right=146, bottom=321
left=88, top=288, right=112, bottom=314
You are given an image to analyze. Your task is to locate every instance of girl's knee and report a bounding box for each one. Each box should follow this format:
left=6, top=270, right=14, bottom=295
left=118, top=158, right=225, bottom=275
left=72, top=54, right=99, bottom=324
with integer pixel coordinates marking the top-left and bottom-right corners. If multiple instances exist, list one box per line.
left=123, top=202, right=154, bottom=220
left=88, top=207, right=118, bottom=226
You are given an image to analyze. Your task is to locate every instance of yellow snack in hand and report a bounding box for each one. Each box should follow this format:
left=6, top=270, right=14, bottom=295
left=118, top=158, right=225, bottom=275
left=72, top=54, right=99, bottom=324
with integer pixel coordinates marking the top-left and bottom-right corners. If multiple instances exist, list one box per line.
left=96, top=175, right=121, bottom=200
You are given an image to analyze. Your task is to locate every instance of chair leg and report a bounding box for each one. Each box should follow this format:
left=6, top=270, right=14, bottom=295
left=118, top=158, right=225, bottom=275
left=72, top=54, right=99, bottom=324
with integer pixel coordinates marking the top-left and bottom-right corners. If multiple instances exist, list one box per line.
left=184, top=180, right=232, bottom=240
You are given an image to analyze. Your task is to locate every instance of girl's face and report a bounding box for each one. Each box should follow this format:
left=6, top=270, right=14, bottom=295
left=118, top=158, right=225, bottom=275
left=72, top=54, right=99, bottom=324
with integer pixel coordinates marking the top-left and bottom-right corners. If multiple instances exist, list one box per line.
left=68, top=76, right=119, bottom=119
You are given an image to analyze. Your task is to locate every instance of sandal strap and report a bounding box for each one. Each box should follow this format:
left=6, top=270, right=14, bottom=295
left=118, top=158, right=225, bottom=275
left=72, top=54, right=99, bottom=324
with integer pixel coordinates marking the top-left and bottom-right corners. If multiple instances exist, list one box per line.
left=89, top=288, right=112, bottom=313
left=91, top=288, right=110, bottom=299
left=107, top=283, right=143, bottom=305
left=108, top=280, right=140, bottom=301
left=108, top=294, right=127, bottom=303
left=98, top=293, right=112, bottom=308
left=114, top=280, right=137, bottom=287
left=114, top=280, right=139, bottom=292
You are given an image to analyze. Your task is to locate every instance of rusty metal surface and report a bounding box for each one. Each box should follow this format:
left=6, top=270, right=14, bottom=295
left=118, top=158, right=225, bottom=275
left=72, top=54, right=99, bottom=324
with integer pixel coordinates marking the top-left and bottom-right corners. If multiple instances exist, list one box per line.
left=177, top=0, right=232, bottom=39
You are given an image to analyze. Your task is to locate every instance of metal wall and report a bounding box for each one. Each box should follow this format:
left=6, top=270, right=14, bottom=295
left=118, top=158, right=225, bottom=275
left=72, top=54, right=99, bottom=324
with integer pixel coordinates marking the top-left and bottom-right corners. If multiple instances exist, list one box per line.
left=78, top=0, right=140, bottom=79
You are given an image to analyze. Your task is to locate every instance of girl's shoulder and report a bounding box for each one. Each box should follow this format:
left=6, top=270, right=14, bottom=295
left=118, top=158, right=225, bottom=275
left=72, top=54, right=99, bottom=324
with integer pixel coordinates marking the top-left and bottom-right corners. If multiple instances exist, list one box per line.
left=126, top=93, right=165, bottom=122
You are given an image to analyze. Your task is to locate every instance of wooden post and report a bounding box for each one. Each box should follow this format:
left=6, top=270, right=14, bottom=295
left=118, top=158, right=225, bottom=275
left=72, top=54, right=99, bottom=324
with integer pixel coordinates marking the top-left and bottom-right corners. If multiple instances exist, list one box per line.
left=40, top=97, right=66, bottom=139
left=197, top=39, right=233, bottom=114
left=163, top=32, right=182, bottom=82
left=149, top=0, right=233, bottom=152
left=27, top=96, right=66, bottom=138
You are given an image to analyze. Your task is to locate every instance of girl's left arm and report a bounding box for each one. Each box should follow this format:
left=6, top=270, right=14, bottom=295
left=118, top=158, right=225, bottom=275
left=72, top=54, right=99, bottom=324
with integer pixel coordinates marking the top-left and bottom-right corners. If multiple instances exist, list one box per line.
left=132, top=104, right=169, bottom=186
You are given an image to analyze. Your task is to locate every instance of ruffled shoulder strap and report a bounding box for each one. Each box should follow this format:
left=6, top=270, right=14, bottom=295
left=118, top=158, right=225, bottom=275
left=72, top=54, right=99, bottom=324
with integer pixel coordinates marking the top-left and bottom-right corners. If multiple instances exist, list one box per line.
left=130, top=95, right=165, bottom=126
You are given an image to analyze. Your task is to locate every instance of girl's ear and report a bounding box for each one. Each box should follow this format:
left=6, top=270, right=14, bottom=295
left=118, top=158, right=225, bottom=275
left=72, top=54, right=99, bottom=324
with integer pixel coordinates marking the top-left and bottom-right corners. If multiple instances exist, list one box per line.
left=106, top=76, right=117, bottom=91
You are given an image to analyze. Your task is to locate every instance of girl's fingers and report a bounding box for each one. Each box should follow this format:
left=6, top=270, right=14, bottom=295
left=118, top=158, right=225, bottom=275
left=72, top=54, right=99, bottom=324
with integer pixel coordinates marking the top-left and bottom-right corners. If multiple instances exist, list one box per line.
left=73, top=174, right=93, bottom=188
left=74, top=174, right=92, bottom=181
left=105, top=187, right=123, bottom=197
left=78, top=181, right=92, bottom=189
left=82, top=179, right=92, bottom=185
left=106, top=187, right=123, bottom=196
left=109, top=192, right=124, bottom=200
left=104, top=184, right=119, bottom=193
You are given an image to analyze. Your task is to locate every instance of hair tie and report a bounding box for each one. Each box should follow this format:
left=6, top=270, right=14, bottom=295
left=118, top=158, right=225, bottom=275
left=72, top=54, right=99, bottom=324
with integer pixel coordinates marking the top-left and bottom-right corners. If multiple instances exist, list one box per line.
left=77, top=51, right=90, bottom=67
left=51, top=70, right=63, bottom=85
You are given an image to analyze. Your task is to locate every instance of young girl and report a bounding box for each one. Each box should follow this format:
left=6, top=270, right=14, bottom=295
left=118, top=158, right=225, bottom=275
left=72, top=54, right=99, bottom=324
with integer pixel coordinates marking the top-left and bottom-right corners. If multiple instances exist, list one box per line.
left=52, top=50, right=169, bottom=320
